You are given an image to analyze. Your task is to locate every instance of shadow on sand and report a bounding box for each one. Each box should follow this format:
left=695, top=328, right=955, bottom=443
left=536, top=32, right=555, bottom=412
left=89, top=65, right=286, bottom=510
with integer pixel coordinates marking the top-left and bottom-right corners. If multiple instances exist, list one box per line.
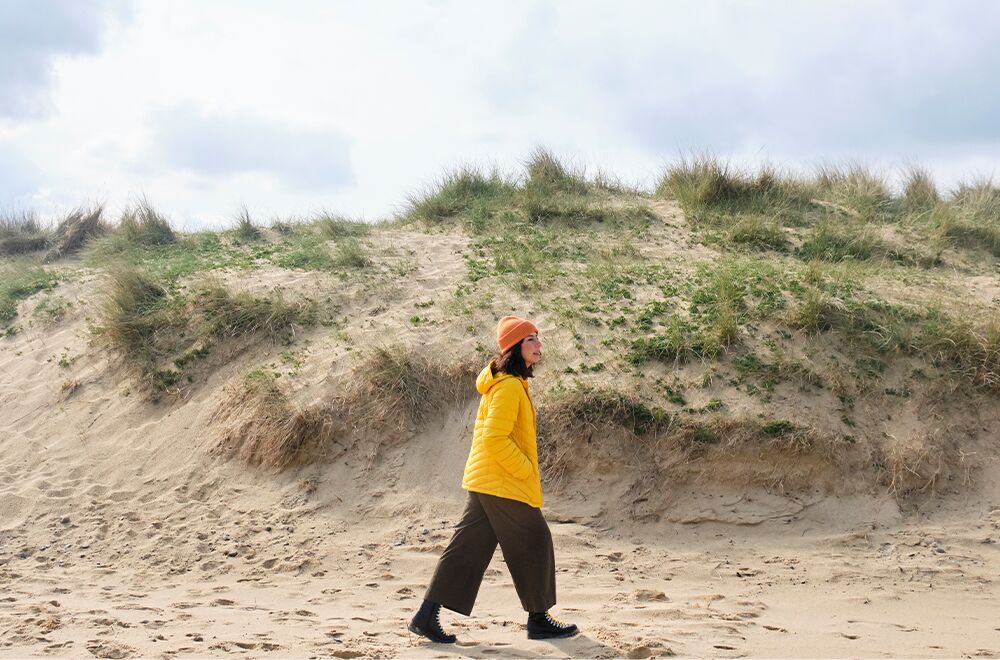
left=417, top=633, right=621, bottom=658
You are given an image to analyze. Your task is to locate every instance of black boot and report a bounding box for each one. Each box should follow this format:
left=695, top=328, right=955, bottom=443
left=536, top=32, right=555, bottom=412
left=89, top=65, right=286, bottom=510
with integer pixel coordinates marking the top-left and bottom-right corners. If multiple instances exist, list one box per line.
left=527, top=611, right=579, bottom=640
left=409, top=599, right=457, bottom=644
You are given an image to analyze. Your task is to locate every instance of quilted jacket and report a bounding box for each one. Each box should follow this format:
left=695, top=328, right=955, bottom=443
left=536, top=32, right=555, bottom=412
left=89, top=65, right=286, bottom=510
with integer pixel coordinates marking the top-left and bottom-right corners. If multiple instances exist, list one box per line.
left=461, top=364, right=543, bottom=508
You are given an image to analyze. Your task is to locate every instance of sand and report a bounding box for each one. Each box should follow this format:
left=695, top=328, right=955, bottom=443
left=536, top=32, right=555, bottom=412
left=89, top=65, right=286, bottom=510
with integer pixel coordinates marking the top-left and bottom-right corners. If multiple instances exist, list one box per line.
left=2, top=233, right=1000, bottom=658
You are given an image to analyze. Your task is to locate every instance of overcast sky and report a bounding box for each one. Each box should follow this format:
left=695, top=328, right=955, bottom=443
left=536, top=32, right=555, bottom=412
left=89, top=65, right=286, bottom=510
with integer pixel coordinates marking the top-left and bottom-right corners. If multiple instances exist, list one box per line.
left=2, top=0, right=999, bottom=229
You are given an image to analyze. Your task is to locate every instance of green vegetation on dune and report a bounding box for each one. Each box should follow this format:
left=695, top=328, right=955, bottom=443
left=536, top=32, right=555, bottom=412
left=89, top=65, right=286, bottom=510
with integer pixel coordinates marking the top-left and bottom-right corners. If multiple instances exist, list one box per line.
left=97, top=267, right=318, bottom=392
left=80, top=202, right=376, bottom=280
left=2, top=151, right=999, bottom=494
left=0, top=211, right=49, bottom=257
left=404, top=148, right=653, bottom=231
left=656, top=155, right=999, bottom=265
left=0, top=264, right=58, bottom=332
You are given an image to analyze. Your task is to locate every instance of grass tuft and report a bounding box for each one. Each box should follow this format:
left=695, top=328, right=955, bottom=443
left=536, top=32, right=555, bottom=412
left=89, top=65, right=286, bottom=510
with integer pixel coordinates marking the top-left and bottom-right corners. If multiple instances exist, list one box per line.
left=0, top=210, right=49, bottom=256
left=119, top=198, right=176, bottom=246
left=344, top=345, right=479, bottom=432
left=656, top=156, right=806, bottom=217
left=902, top=166, right=939, bottom=211
left=315, top=212, right=370, bottom=239
left=812, top=163, right=892, bottom=221
left=212, top=369, right=336, bottom=469
left=332, top=238, right=370, bottom=269
left=97, top=267, right=317, bottom=392
left=233, top=206, right=262, bottom=242
left=405, top=166, right=517, bottom=224
left=523, top=147, right=589, bottom=195
left=726, top=216, right=789, bottom=251
left=46, top=205, right=108, bottom=260
left=196, top=281, right=315, bottom=341
left=98, top=268, right=174, bottom=372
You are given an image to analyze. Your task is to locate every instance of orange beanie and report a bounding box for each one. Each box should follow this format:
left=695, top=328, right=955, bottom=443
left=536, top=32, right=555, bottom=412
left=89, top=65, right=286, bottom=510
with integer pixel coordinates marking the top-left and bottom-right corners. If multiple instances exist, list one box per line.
left=496, top=315, right=539, bottom=353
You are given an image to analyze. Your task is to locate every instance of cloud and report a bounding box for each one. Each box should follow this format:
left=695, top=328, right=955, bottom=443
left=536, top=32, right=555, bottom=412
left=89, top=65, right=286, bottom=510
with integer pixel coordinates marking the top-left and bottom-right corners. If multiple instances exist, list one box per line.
left=0, top=142, right=40, bottom=203
left=482, top=1, right=1000, bottom=162
left=151, top=104, right=353, bottom=193
left=0, top=0, right=131, bottom=118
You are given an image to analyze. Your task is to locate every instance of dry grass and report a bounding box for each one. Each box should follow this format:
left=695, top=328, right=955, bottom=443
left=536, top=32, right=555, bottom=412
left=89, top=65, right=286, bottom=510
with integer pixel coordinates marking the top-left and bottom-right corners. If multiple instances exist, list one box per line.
left=786, top=286, right=841, bottom=333
left=115, top=198, right=176, bottom=247
left=212, top=370, right=337, bottom=469
left=341, top=345, right=480, bottom=434
left=46, top=205, right=108, bottom=260
left=879, top=430, right=968, bottom=499
left=99, top=268, right=172, bottom=364
left=195, top=280, right=316, bottom=342
left=523, top=146, right=589, bottom=195
left=656, top=155, right=808, bottom=217
left=0, top=210, right=49, bottom=256
left=98, top=267, right=317, bottom=393
left=902, top=166, right=940, bottom=212
left=212, top=347, right=481, bottom=471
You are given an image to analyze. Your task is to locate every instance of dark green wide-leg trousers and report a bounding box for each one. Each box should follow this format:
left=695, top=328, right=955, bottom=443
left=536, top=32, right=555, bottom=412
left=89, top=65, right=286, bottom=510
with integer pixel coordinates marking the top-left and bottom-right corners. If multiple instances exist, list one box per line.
left=425, top=491, right=557, bottom=616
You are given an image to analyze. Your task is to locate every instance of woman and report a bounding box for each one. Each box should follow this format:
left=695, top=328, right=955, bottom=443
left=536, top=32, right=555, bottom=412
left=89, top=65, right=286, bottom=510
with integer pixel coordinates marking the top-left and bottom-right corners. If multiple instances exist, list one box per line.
left=409, top=315, right=579, bottom=644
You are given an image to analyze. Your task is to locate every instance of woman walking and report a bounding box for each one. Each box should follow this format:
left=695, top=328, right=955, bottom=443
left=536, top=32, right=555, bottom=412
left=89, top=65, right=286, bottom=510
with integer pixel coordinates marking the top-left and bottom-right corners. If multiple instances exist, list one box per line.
left=409, top=316, right=579, bottom=644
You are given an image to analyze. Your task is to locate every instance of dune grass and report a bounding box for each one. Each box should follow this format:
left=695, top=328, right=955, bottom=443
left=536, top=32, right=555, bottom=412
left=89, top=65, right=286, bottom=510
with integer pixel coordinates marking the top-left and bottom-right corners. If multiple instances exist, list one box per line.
left=315, top=212, right=371, bottom=239
left=627, top=258, right=786, bottom=365
left=212, top=369, right=337, bottom=469
left=98, top=268, right=178, bottom=384
left=0, top=210, right=49, bottom=256
left=797, top=221, right=935, bottom=266
left=196, top=280, right=316, bottom=341
left=343, top=345, right=480, bottom=432
left=932, top=179, right=1000, bottom=256
left=902, top=166, right=940, bottom=212
left=656, top=156, right=810, bottom=218
left=536, top=384, right=846, bottom=491
left=404, top=148, right=651, bottom=232
left=97, top=267, right=318, bottom=392
left=116, top=198, right=176, bottom=247
left=46, top=205, right=108, bottom=260
left=405, top=166, right=518, bottom=225
left=232, top=206, right=262, bottom=243
left=212, top=345, right=481, bottom=471
left=653, top=156, right=1000, bottom=272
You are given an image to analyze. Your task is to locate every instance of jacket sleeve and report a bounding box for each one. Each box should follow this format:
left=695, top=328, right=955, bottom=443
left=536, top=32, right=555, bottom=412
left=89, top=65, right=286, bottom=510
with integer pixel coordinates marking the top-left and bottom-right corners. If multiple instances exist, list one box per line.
left=481, top=380, right=533, bottom=480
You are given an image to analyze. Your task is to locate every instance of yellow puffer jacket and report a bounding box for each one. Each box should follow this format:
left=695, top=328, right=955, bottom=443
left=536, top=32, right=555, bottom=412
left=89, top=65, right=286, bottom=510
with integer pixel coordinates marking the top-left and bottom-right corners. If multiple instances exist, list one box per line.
left=461, top=364, right=543, bottom=508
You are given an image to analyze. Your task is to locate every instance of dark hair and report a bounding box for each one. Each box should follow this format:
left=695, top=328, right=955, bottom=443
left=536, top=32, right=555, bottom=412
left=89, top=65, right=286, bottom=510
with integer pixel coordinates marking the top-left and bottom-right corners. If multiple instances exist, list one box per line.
left=490, top=338, right=534, bottom=379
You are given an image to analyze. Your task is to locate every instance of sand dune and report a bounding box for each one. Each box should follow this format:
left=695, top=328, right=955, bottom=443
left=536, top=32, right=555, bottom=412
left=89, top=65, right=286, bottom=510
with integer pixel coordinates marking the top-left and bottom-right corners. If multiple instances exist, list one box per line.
left=1, top=299, right=998, bottom=657
left=3, top=194, right=1000, bottom=657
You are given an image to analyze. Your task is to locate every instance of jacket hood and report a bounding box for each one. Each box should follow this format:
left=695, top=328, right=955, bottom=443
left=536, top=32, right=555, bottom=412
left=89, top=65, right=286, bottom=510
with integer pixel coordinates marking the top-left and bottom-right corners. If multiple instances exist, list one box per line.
left=476, top=364, right=524, bottom=395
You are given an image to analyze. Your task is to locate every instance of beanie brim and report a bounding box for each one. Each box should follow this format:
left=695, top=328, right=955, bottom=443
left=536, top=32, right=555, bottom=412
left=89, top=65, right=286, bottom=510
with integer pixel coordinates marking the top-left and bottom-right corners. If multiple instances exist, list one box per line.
left=497, top=316, right=539, bottom=353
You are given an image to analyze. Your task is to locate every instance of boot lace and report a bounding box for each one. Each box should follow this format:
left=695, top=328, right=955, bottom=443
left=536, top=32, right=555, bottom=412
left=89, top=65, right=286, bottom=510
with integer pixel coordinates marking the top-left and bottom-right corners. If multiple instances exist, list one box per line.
left=545, top=612, right=570, bottom=629
left=433, top=609, right=446, bottom=634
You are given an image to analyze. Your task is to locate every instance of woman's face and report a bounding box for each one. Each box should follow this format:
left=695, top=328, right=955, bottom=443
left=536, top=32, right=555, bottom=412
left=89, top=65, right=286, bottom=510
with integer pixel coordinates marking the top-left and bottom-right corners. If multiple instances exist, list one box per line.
left=520, top=333, right=543, bottom=366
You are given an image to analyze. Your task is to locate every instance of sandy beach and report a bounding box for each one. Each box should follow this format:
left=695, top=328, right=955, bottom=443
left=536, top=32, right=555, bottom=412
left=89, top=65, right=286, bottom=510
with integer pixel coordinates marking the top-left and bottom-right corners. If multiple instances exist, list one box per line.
left=2, top=308, right=998, bottom=658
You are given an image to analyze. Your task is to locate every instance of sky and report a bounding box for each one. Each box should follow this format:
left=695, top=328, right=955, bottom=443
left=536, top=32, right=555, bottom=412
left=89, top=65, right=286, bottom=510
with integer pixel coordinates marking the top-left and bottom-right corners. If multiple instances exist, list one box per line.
left=1, top=0, right=999, bottom=229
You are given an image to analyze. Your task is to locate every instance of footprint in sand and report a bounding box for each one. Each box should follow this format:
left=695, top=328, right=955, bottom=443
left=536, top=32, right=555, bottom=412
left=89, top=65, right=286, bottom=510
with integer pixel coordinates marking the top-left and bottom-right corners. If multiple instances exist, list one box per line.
left=85, top=639, right=135, bottom=659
